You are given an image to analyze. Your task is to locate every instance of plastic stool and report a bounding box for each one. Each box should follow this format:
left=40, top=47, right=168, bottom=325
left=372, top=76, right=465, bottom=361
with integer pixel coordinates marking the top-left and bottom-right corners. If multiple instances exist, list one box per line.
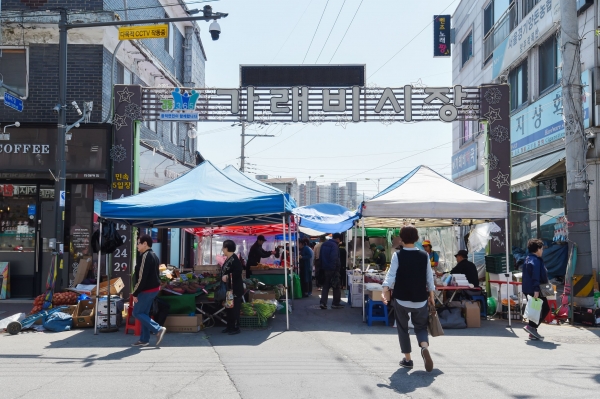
left=366, top=298, right=389, bottom=326
left=544, top=299, right=558, bottom=323
left=124, top=296, right=141, bottom=336
left=470, top=294, right=487, bottom=318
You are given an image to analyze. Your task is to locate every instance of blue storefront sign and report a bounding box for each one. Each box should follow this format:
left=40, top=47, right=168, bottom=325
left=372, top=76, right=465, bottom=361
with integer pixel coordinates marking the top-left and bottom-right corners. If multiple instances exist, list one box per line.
left=510, top=70, right=591, bottom=157
left=433, top=15, right=451, bottom=58
left=3, top=92, right=24, bottom=112
left=452, top=142, right=478, bottom=179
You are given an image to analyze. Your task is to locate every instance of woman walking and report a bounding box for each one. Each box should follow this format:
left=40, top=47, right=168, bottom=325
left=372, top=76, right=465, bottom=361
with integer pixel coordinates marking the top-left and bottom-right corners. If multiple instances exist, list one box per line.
left=221, top=239, right=243, bottom=335
left=522, top=239, right=550, bottom=340
left=382, top=226, right=436, bottom=372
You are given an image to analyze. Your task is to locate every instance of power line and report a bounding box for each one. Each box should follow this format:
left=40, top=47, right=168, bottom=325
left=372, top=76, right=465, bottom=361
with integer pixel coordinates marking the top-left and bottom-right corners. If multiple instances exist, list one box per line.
left=271, top=0, right=315, bottom=62
left=328, top=0, right=363, bottom=63
left=368, top=0, right=458, bottom=79
left=315, top=0, right=346, bottom=63
left=302, top=0, right=330, bottom=64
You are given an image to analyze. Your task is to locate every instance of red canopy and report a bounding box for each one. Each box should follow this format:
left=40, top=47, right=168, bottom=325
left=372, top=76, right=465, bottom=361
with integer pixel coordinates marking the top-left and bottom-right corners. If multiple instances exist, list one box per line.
left=187, top=224, right=287, bottom=237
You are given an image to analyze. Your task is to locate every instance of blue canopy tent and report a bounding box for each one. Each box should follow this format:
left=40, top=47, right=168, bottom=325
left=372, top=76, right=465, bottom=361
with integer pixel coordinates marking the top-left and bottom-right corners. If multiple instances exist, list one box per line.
left=100, top=160, right=296, bottom=228
left=292, top=203, right=360, bottom=234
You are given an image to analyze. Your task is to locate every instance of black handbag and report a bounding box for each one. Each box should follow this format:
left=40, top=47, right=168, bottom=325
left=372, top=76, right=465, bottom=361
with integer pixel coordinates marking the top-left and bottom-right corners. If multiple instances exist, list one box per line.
left=214, top=281, right=227, bottom=303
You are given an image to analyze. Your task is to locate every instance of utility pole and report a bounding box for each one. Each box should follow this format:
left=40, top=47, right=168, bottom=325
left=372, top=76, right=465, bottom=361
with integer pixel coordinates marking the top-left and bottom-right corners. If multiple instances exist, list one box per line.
left=560, top=0, right=593, bottom=306
left=52, top=6, right=228, bottom=288
left=238, top=122, right=274, bottom=172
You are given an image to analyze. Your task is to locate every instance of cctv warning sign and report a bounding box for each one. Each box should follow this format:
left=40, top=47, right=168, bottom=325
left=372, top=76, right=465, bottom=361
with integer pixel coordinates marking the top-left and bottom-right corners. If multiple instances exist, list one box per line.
left=118, top=24, right=169, bottom=40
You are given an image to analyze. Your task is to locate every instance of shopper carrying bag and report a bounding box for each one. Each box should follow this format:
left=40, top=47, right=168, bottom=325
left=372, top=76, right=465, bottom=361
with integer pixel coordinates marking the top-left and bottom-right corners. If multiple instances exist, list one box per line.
left=221, top=240, right=243, bottom=335
left=521, top=239, right=551, bottom=341
left=427, top=303, right=444, bottom=337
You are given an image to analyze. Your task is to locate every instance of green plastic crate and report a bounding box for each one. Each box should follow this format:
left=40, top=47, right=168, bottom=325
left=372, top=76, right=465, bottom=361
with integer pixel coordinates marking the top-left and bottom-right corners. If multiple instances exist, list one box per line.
left=485, top=254, right=516, bottom=273
left=239, top=315, right=268, bottom=329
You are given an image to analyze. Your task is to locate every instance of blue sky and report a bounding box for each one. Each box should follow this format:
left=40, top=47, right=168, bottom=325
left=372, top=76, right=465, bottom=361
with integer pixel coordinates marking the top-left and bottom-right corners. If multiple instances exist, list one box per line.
left=186, top=0, right=459, bottom=197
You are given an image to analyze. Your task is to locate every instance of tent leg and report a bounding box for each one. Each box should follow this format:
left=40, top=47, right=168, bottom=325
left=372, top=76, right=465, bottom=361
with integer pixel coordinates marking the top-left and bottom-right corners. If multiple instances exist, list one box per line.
left=362, top=219, right=366, bottom=322
left=353, top=224, right=357, bottom=270
left=505, top=218, right=511, bottom=327
left=289, top=220, right=293, bottom=302
left=283, top=216, right=289, bottom=331
left=94, top=221, right=102, bottom=335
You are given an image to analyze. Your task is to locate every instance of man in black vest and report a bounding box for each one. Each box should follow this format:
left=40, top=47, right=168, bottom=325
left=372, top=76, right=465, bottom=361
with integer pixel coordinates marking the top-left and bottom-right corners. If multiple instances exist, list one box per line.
left=382, top=226, right=435, bottom=372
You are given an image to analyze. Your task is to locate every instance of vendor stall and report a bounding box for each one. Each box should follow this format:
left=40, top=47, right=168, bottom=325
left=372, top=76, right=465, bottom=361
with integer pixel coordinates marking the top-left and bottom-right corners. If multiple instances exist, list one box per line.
left=360, top=165, right=511, bottom=324
left=99, top=160, right=296, bottom=331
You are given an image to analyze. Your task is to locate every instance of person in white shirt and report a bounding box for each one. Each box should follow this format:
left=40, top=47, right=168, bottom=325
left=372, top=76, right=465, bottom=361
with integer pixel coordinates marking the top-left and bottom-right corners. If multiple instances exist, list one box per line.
left=382, top=226, right=435, bottom=372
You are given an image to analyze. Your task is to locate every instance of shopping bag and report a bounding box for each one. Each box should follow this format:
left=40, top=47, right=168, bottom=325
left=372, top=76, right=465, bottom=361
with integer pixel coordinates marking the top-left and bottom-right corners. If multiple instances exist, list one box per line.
left=224, top=290, right=234, bottom=308
left=427, top=304, right=444, bottom=337
left=524, top=295, right=543, bottom=324
left=214, top=282, right=227, bottom=303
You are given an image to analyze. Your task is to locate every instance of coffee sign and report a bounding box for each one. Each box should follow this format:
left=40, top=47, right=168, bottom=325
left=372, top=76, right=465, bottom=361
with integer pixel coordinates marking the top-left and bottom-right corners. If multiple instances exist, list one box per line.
left=0, top=144, right=50, bottom=154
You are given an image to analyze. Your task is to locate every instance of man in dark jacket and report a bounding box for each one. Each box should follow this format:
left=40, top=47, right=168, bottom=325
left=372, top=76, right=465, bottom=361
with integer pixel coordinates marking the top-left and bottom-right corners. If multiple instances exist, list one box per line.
left=450, top=250, right=479, bottom=287
left=522, top=239, right=550, bottom=340
left=246, top=235, right=272, bottom=277
left=132, top=234, right=166, bottom=347
left=320, top=233, right=343, bottom=309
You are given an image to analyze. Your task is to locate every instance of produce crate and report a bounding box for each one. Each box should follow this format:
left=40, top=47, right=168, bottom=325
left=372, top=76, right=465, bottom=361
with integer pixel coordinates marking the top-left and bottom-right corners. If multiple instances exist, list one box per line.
left=484, top=254, right=516, bottom=274
left=239, top=315, right=268, bottom=329
left=500, top=305, right=522, bottom=320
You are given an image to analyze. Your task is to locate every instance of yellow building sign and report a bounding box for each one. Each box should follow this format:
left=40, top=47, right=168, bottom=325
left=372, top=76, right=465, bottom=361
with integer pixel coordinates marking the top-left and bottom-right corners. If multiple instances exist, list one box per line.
left=118, top=24, right=169, bottom=40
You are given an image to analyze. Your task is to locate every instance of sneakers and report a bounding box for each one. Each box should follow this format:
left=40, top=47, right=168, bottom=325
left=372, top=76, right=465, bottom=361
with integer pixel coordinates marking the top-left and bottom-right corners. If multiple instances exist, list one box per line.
left=331, top=305, right=344, bottom=309
left=523, top=325, right=544, bottom=340
left=132, top=341, right=149, bottom=347
left=421, top=347, right=434, bottom=372
left=320, top=304, right=327, bottom=310
left=399, top=358, right=414, bottom=369
left=528, top=334, right=539, bottom=340
left=155, top=327, right=166, bottom=346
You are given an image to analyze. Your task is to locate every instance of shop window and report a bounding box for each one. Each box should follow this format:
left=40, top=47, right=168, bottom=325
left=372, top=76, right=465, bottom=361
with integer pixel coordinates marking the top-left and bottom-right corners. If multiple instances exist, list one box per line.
left=171, top=123, right=178, bottom=145
left=0, top=185, right=37, bottom=251
left=539, top=34, right=561, bottom=94
left=509, top=59, right=528, bottom=111
left=460, top=120, right=474, bottom=145
left=164, top=15, right=175, bottom=58
left=511, top=197, right=537, bottom=251
left=461, top=31, right=473, bottom=67
left=538, top=196, right=564, bottom=243
left=0, top=48, right=28, bottom=98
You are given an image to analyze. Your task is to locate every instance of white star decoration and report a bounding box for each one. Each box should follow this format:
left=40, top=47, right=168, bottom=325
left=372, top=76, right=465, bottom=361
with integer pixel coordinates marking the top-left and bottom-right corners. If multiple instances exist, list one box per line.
left=484, top=107, right=502, bottom=125
left=117, top=87, right=134, bottom=103
left=410, top=78, right=427, bottom=95
left=335, top=114, right=351, bottom=129
left=113, top=114, right=128, bottom=130
left=379, top=110, right=397, bottom=126
left=492, top=171, right=510, bottom=189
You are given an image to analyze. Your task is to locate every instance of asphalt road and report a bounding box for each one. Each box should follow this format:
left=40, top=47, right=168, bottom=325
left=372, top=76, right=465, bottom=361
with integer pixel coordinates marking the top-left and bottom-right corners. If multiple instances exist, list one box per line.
left=1, top=293, right=600, bottom=399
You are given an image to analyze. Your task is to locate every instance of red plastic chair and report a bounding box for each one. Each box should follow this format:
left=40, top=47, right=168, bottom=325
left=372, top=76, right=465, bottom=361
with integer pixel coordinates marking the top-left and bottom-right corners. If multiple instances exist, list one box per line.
left=544, top=299, right=558, bottom=323
left=124, top=296, right=141, bottom=336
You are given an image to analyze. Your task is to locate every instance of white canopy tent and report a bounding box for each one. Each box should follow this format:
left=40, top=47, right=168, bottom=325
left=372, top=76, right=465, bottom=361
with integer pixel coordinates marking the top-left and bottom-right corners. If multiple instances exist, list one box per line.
left=359, top=166, right=513, bottom=325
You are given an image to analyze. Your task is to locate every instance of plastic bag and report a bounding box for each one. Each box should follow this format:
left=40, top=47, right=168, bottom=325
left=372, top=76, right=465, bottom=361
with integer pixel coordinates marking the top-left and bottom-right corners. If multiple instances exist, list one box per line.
left=524, top=295, right=543, bottom=324
left=214, top=282, right=227, bottom=303
left=43, top=312, right=72, bottom=332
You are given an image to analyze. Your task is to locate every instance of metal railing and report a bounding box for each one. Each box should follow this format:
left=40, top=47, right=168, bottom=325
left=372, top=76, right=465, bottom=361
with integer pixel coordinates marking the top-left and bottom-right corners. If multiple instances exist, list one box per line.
left=483, top=3, right=518, bottom=64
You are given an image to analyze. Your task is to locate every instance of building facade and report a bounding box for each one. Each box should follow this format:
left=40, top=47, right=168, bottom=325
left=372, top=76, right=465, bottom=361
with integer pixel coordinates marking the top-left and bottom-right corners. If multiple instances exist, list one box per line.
left=451, top=0, right=598, bottom=267
left=0, top=1, right=207, bottom=297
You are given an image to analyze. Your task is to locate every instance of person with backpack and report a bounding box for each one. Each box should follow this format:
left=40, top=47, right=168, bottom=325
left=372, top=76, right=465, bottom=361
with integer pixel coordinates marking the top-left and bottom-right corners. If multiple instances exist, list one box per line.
left=522, top=238, right=550, bottom=341
left=382, top=226, right=436, bottom=372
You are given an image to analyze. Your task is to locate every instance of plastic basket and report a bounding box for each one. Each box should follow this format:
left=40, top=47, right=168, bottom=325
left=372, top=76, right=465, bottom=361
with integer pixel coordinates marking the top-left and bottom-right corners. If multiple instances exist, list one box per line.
left=485, top=254, right=516, bottom=273
left=239, top=315, right=268, bottom=329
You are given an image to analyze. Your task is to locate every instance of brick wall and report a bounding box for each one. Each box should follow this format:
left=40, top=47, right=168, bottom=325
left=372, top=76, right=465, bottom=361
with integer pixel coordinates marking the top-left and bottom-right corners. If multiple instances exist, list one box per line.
left=0, top=44, right=104, bottom=124
left=1, top=0, right=102, bottom=11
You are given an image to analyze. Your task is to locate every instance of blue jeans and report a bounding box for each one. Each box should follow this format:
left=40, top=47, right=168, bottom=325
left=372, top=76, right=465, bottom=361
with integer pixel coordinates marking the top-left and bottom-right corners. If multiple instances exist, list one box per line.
left=133, top=291, right=161, bottom=343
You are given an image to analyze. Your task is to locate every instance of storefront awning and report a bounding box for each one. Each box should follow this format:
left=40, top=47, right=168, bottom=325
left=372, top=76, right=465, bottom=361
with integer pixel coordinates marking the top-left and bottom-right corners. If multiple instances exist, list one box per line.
left=511, top=150, right=565, bottom=193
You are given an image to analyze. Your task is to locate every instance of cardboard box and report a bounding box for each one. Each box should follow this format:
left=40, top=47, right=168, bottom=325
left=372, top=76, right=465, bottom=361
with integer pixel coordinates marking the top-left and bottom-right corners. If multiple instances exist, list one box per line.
left=249, top=290, right=277, bottom=301
left=163, top=314, right=202, bottom=332
left=96, top=314, right=122, bottom=328
left=72, top=299, right=95, bottom=328
left=91, top=277, right=124, bottom=297
left=367, top=289, right=383, bottom=302
left=462, top=300, right=481, bottom=328
left=73, top=256, right=92, bottom=286
left=97, top=296, right=125, bottom=315
left=350, top=293, right=364, bottom=308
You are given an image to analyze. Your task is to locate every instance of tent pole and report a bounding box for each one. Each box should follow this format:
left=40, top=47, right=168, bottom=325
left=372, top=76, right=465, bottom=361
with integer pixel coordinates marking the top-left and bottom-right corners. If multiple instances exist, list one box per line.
left=362, top=219, right=366, bottom=322
left=353, top=223, right=358, bottom=270
left=288, top=219, right=294, bottom=301
left=94, top=221, right=102, bottom=335
left=505, top=218, right=511, bottom=327
left=210, top=235, right=213, bottom=265
left=283, top=216, right=289, bottom=330
left=295, top=217, right=300, bottom=293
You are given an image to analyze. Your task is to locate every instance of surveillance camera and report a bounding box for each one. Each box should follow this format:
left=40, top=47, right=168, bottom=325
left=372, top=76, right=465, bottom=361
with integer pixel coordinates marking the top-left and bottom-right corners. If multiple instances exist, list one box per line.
left=72, top=101, right=82, bottom=116
left=209, top=20, right=221, bottom=41
left=53, top=104, right=61, bottom=114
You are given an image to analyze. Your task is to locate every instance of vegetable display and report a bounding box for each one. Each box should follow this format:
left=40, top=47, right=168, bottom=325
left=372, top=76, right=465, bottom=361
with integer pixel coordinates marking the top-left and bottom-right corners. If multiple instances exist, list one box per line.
left=30, top=292, right=78, bottom=314
left=241, top=300, right=277, bottom=324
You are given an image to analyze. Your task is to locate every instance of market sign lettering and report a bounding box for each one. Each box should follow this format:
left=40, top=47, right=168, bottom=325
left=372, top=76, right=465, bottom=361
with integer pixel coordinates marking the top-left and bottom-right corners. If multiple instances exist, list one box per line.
left=147, top=85, right=481, bottom=123
left=0, top=144, right=50, bottom=154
